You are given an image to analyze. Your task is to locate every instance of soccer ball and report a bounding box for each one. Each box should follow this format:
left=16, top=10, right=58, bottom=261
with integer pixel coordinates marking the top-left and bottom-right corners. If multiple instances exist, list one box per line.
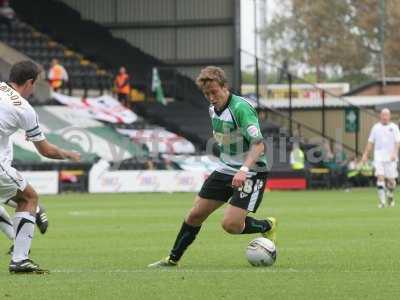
left=246, top=237, right=277, bottom=267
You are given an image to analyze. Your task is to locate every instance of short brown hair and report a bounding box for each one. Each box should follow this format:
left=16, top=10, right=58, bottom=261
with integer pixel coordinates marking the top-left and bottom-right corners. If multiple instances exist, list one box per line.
left=196, top=66, right=228, bottom=90
left=9, top=60, right=40, bottom=85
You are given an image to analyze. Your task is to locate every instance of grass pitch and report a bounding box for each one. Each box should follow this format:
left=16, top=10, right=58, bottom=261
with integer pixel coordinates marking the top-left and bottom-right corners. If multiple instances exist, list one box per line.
left=1, top=189, right=400, bottom=299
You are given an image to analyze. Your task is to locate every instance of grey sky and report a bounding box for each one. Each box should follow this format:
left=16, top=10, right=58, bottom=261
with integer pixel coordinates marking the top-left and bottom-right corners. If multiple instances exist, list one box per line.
left=241, top=0, right=278, bottom=56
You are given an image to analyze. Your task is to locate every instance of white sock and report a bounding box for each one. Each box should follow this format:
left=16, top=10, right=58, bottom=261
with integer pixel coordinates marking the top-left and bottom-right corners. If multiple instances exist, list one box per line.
left=12, top=212, right=36, bottom=262
left=377, top=181, right=386, bottom=206
left=0, top=206, right=14, bottom=240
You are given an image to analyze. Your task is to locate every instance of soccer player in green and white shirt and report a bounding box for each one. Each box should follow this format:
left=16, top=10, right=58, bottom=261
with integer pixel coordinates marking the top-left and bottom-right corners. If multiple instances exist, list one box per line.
left=149, top=66, right=276, bottom=267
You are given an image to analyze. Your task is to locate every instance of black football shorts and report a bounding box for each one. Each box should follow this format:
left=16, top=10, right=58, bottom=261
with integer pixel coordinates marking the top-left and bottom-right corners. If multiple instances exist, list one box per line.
left=198, top=171, right=268, bottom=213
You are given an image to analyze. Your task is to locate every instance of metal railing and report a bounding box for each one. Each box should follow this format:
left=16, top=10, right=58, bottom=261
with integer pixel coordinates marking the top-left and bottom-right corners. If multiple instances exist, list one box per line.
left=240, top=49, right=380, bottom=157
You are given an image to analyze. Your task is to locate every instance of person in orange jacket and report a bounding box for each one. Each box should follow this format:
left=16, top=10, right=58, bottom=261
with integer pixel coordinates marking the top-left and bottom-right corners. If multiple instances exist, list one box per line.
left=114, top=66, right=131, bottom=107
left=48, top=59, right=68, bottom=91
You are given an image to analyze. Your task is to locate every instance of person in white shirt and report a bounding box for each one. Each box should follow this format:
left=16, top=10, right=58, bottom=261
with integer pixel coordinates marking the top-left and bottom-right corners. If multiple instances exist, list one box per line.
left=0, top=61, right=80, bottom=273
left=362, top=108, right=400, bottom=208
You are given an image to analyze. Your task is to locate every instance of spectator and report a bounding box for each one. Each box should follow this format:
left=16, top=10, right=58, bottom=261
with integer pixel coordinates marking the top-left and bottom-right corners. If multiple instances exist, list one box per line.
left=0, top=0, right=15, bottom=32
left=359, top=159, right=374, bottom=186
left=145, top=159, right=155, bottom=170
left=48, top=59, right=69, bottom=91
left=290, top=142, right=305, bottom=171
left=346, top=157, right=360, bottom=188
left=114, top=66, right=131, bottom=107
left=324, top=143, right=348, bottom=188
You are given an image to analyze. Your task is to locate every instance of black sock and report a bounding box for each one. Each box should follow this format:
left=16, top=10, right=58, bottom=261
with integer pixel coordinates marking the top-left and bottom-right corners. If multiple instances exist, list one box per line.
left=169, top=221, right=201, bottom=262
left=241, top=216, right=271, bottom=234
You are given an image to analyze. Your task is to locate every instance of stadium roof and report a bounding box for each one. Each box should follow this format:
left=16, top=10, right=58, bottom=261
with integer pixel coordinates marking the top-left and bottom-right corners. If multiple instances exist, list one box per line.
left=344, top=78, right=400, bottom=96
left=259, top=95, right=400, bottom=109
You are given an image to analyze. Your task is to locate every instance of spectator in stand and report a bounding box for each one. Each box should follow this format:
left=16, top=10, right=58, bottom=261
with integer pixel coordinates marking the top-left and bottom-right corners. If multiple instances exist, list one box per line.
left=290, top=142, right=305, bottom=171
left=359, top=159, right=374, bottom=186
left=346, top=157, right=360, bottom=189
left=324, top=143, right=348, bottom=188
left=0, top=0, right=15, bottom=32
left=48, top=59, right=69, bottom=92
left=145, top=159, right=155, bottom=170
left=346, top=157, right=374, bottom=189
left=114, top=66, right=131, bottom=107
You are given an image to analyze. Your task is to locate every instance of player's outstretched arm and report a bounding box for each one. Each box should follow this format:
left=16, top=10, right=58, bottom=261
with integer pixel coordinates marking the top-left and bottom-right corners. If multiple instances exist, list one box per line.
left=33, top=139, right=81, bottom=161
left=361, top=142, right=373, bottom=163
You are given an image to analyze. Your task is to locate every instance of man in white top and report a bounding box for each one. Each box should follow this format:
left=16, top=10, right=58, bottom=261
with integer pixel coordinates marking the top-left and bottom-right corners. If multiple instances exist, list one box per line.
left=362, top=108, right=400, bottom=208
left=0, top=61, right=80, bottom=273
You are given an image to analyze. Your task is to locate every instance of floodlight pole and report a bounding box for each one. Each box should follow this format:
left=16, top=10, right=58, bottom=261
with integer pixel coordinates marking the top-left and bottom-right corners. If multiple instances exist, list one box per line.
left=255, top=56, right=260, bottom=108
left=288, top=73, right=293, bottom=136
left=321, top=90, right=325, bottom=138
left=254, top=0, right=258, bottom=58
left=379, top=0, right=386, bottom=87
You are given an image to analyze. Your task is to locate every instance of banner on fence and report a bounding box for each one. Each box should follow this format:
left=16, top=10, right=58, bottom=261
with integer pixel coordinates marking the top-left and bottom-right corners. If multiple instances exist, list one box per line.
left=21, top=171, right=59, bottom=194
left=89, top=169, right=207, bottom=193
left=52, top=92, right=138, bottom=124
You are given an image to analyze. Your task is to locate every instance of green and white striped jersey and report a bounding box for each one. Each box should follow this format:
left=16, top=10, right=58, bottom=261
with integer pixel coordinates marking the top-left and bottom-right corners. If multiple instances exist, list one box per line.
left=210, top=93, right=267, bottom=175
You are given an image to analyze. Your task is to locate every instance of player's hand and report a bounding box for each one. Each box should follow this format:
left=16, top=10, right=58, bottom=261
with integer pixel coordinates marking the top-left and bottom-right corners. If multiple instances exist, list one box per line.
left=232, top=170, right=247, bottom=188
left=361, top=154, right=368, bottom=164
left=65, top=150, right=81, bottom=162
left=390, top=153, right=396, bottom=161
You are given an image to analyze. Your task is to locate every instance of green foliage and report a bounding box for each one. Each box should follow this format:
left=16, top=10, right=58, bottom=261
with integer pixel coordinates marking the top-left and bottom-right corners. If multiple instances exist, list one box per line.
left=241, top=71, right=256, bottom=84
left=263, top=0, right=400, bottom=82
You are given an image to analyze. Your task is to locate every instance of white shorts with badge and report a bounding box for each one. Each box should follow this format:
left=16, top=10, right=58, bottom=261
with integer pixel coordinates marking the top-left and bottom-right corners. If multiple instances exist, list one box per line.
left=0, top=163, right=27, bottom=204
left=374, top=161, right=398, bottom=179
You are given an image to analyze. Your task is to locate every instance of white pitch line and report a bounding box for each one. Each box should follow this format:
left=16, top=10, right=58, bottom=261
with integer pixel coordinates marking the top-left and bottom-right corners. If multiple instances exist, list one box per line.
left=49, top=268, right=400, bottom=274
left=51, top=268, right=301, bottom=274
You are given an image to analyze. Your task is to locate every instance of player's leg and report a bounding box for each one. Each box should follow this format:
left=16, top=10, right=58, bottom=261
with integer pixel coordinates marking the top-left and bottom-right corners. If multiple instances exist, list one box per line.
left=6, top=199, right=49, bottom=234
left=148, top=171, right=232, bottom=267
left=9, top=184, right=48, bottom=274
left=386, top=179, right=396, bottom=207
left=222, top=204, right=271, bottom=234
left=385, top=161, right=398, bottom=207
left=148, top=196, right=224, bottom=267
left=375, top=161, right=386, bottom=208
left=377, top=175, right=386, bottom=208
left=227, top=172, right=277, bottom=242
left=170, top=196, right=224, bottom=261
left=0, top=205, right=14, bottom=242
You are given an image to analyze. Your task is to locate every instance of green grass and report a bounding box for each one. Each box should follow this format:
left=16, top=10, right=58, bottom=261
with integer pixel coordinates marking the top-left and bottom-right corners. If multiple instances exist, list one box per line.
left=1, top=189, right=400, bottom=299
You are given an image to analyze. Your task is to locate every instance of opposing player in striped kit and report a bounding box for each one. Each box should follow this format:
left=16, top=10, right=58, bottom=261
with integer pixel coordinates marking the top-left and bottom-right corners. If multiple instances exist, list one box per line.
left=0, top=61, right=80, bottom=273
left=149, top=66, right=276, bottom=267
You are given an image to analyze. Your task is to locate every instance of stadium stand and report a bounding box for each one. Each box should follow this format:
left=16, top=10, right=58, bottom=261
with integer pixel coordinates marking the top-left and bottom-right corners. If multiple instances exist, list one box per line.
left=10, top=0, right=214, bottom=149
left=0, top=17, right=112, bottom=92
left=7, top=0, right=294, bottom=172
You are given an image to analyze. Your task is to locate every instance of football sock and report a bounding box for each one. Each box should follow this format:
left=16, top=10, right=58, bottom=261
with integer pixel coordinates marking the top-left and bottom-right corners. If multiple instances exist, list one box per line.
left=0, top=206, right=14, bottom=240
left=387, top=183, right=395, bottom=198
left=377, top=181, right=386, bottom=206
left=241, top=216, right=271, bottom=234
left=12, top=212, right=35, bottom=262
left=169, top=221, right=201, bottom=262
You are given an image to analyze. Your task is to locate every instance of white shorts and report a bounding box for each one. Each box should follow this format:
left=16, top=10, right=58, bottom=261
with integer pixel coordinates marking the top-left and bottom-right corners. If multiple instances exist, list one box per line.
left=374, top=161, right=399, bottom=179
left=0, top=163, right=27, bottom=204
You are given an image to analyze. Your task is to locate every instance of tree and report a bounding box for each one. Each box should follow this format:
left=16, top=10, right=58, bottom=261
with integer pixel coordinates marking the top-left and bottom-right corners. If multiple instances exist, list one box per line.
left=262, top=0, right=400, bottom=85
